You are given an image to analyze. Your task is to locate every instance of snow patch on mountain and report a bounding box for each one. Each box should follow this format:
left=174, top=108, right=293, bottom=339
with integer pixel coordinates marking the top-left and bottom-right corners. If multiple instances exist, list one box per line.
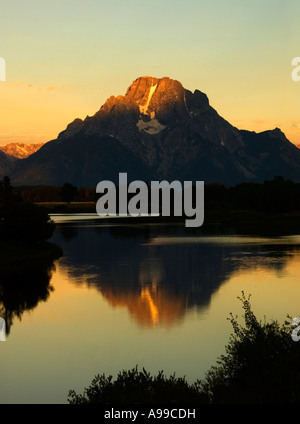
left=139, top=84, right=157, bottom=115
left=137, top=118, right=166, bottom=135
left=0, top=143, right=44, bottom=159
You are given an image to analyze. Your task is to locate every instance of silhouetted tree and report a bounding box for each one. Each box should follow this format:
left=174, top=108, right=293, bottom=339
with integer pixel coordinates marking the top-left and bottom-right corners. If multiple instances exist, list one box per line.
left=0, top=176, right=16, bottom=207
left=198, top=292, right=300, bottom=403
left=60, top=183, right=78, bottom=204
left=0, top=176, right=55, bottom=243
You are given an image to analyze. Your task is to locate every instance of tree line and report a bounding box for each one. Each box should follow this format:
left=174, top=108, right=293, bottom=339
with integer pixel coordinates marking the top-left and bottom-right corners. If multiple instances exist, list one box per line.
left=13, top=176, right=300, bottom=214
left=16, top=183, right=95, bottom=203
left=16, top=176, right=300, bottom=212
left=206, top=175, right=300, bottom=213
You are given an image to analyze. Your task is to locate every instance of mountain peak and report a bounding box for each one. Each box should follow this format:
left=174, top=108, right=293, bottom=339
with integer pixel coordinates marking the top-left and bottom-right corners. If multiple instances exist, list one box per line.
left=122, top=76, right=191, bottom=123
left=6, top=76, right=300, bottom=187
left=125, top=76, right=183, bottom=114
left=0, top=142, right=44, bottom=159
left=95, top=76, right=210, bottom=124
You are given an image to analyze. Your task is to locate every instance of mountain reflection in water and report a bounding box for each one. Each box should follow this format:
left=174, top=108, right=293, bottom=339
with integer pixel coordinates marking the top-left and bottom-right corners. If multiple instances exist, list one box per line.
left=50, top=222, right=300, bottom=328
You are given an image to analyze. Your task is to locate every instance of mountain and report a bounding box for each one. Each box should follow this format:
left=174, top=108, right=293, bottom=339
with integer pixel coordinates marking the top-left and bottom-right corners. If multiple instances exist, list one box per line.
left=5, top=76, right=300, bottom=187
left=0, top=143, right=44, bottom=159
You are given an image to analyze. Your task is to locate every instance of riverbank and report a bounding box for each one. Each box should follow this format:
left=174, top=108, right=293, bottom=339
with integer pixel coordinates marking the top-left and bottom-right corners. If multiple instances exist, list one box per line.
left=36, top=201, right=300, bottom=235
left=203, top=209, right=300, bottom=235
left=0, top=240, right=63, bottom=275
left=36, top=202, right=96, bottom=213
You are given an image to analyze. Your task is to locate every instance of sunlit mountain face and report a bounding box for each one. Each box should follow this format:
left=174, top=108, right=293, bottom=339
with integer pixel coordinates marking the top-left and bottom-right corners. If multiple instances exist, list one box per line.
left=0, top=143, right=44, bottom=177
left=0, top=143, right=44, bottom=159
left=5, top=76, right=300, bottom=187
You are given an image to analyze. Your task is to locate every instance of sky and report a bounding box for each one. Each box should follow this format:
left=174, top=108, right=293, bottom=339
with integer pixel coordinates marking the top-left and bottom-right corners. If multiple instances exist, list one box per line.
left=0, top=0, right=300, bottom=146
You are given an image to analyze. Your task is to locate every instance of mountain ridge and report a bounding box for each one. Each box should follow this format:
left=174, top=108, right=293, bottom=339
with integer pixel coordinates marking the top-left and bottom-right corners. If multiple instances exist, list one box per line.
left=0, top=143, right=44, bottom=159
left=4, top=76, right=300, bottom=187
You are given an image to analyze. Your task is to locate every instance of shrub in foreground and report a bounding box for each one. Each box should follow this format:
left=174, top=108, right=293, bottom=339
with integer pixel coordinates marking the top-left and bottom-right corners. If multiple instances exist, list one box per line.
left=197, top=292, right=300, bottom=403
left=68, top=367, right=207, bottom=404
left=0, top=176, right=55, bottom=242
left=68, top=293, right=300, bottom=404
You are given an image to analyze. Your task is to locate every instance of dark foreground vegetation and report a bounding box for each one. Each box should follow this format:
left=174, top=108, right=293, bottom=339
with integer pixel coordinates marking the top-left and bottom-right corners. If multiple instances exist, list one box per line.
left=0, top=176, right=62, bottom=273
left=68, top=293, right=300, bottom=404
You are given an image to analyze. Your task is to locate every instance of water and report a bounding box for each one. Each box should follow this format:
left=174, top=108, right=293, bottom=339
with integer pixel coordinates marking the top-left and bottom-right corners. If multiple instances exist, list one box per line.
left=1, top=214, right=300, bottom=404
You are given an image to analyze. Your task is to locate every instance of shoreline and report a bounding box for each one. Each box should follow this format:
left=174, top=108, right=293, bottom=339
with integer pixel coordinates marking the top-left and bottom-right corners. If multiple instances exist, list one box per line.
left=0, top=240, right=63, bottom=276
left=37, top=201, right=300, bottom=235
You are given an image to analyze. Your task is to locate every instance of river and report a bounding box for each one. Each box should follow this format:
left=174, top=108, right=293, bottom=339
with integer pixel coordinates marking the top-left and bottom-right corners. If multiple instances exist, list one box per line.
left=1, top=214, right=300, bottom=403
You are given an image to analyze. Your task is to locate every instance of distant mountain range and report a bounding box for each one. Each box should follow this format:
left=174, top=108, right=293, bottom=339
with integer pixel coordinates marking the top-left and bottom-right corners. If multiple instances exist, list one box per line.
left=0, top=143, right=44, bottom=179
left=0, top=143, right=44, bottom=159
left=1, top=76, right=300, bottom=187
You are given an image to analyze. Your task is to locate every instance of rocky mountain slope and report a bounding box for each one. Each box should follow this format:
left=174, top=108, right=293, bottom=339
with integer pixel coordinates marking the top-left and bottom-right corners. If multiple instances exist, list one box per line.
left=0, top=150, right=18, bottom=177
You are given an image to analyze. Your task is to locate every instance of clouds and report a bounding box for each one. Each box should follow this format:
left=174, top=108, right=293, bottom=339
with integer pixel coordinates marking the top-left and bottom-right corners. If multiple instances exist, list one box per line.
left=4, top=81, right=63, bottom=92
left=0, top=129, right=51, bottom=145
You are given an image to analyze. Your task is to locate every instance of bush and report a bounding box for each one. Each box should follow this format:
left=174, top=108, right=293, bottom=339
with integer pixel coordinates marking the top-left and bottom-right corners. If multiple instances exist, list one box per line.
left=0, top=176, right=55, bottom=242
left=68, top=293, right=300, bottom=404
left=0, top=200, right=55, bottom=242
left=60, top=183, right=78, bottom=204
left=197, top=292, right=300, bottom=403
left=68, top=367, right=207, bottom=404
